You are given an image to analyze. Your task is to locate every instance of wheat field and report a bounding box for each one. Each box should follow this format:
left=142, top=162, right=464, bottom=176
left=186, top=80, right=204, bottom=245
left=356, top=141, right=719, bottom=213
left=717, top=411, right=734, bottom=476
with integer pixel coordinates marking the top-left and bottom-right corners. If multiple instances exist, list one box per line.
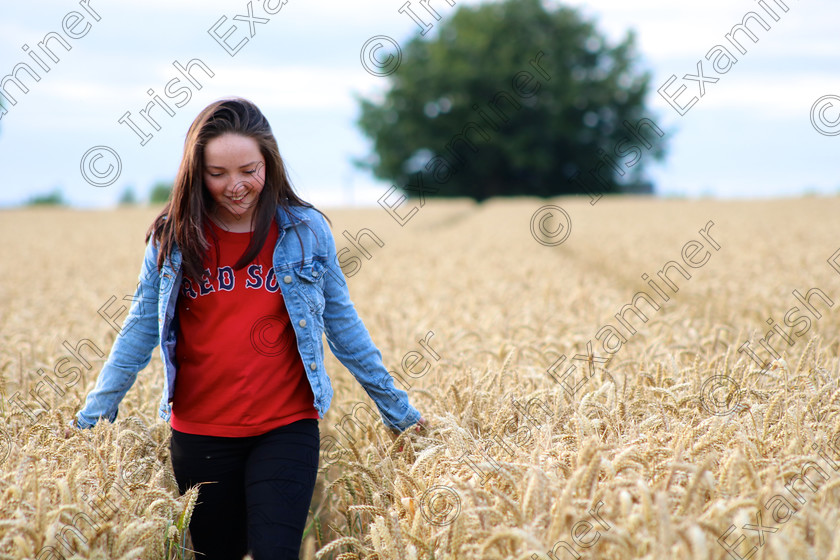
left=2, top=196, right=840, bottom=560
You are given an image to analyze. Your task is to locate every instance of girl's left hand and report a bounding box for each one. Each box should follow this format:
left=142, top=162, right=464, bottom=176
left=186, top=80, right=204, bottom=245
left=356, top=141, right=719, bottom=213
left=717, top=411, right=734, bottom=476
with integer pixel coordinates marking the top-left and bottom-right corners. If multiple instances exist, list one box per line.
left=390, top=417, right=428, bottom=449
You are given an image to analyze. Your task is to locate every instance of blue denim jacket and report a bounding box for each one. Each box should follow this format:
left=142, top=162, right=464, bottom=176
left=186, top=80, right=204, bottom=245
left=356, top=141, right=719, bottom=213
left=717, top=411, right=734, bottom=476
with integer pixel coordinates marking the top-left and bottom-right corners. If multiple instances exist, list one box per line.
left=74, top=205, right=422, bottom=432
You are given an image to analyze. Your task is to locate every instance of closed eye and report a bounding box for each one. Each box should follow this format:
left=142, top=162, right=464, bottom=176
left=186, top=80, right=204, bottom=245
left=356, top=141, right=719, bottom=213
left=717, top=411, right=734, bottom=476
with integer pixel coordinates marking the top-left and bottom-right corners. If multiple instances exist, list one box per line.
left=207, top=167, right=258, bottom=176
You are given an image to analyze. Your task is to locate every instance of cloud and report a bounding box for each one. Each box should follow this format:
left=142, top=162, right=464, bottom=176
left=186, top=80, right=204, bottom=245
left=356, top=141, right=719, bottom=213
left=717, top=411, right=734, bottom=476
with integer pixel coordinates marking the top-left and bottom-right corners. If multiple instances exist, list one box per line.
left=559, top=0, right=840, bottom=59
left=649, top=71, right=840, bottom=117
left=203, top=64, right=383, bottom=110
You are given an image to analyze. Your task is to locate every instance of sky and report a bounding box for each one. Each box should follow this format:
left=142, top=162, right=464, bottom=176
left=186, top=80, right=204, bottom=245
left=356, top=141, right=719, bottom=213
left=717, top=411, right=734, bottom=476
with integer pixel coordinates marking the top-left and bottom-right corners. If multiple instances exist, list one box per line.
left=0, top=0, right=837, bottom=208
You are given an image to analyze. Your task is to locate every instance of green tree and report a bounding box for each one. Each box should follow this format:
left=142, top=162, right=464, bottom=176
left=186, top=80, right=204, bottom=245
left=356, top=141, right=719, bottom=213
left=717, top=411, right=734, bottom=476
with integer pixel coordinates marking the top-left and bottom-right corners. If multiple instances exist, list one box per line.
left=26, top=188, right=66, bottom=206
left=118, top=186, right=138, bottom=205
left=354, top=0, right=666, bottom=201
left=149, top=181, right=173, bottom=204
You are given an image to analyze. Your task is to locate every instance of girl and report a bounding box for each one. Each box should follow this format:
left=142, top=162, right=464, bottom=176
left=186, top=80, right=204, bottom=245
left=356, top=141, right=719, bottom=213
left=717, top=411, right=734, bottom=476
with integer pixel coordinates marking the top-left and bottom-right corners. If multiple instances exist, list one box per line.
left=72, top=97, right=427, bottom=559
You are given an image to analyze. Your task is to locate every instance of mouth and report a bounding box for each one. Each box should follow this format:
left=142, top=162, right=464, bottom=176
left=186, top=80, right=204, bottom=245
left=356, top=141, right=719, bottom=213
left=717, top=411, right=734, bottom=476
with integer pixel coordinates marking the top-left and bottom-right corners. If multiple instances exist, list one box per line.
left=228, top=194, right=246, bottom=203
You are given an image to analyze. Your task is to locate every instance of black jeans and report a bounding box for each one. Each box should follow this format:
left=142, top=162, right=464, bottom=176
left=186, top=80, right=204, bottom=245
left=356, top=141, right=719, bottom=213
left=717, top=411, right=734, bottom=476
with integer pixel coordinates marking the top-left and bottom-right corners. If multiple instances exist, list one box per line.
left=169, top=418, right=320, bottom=560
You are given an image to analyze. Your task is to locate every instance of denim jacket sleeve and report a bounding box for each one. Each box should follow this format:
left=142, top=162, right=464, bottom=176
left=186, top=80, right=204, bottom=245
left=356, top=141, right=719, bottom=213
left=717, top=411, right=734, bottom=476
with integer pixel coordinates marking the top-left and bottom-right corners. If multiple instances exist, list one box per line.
left=315, top=216, right=422, bottom=432
left=74, top=238, right=162, bottom=429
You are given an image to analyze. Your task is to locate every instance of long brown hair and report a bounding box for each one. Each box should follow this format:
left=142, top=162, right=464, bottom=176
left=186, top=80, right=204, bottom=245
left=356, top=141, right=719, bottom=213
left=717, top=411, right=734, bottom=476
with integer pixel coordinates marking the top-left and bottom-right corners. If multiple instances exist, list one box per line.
left=146, top=97, right=329, bottom=282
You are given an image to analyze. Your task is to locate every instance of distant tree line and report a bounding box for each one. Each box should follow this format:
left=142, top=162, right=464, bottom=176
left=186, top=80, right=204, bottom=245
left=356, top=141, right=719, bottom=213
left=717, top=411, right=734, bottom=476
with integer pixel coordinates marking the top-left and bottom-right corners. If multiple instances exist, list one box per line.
left=24, top=181, right=173, bottom=207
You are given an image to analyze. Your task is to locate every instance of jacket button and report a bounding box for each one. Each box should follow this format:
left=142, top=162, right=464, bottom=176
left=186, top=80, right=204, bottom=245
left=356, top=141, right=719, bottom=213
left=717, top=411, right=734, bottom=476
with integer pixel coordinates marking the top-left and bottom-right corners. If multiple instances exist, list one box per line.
left=299, top=319, right=306, bottom=327
left=310, top=362, right=317, bottom=370
left=283, top=275, right=292, bottom=284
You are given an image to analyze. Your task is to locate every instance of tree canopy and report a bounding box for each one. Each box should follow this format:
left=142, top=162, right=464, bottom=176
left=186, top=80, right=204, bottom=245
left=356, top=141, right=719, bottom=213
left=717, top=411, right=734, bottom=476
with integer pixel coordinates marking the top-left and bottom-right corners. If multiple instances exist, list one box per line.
left=149, top=181, right=173, bottom=204
left=26, top=188, right=66, bottom=206
left=354, top=0, right=667, bottom=201
left=118, top=186, right=138, bottom=205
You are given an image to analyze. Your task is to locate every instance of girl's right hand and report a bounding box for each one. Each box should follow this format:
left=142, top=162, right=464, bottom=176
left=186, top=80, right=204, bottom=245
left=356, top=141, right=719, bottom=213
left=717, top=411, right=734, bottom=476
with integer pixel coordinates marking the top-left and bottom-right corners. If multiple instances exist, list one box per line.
left=64, top=418, right=78, bottom=439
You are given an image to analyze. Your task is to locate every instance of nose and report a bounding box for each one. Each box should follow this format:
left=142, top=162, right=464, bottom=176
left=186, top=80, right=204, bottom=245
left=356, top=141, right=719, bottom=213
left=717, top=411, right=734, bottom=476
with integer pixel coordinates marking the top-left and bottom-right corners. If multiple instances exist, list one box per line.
left=229, top=176, right=252, bottom=196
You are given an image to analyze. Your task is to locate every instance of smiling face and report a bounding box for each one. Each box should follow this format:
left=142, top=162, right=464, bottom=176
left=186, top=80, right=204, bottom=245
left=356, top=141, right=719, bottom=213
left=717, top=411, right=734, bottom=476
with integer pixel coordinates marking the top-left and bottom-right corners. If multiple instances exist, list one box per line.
left=203, top=133, right=266, bottom=231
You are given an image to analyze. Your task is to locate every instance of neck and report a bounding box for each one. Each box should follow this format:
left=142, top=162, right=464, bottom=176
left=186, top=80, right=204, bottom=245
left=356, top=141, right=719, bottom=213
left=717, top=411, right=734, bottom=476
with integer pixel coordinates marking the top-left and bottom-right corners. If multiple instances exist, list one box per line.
left=209, top=210, right=254, bottom=232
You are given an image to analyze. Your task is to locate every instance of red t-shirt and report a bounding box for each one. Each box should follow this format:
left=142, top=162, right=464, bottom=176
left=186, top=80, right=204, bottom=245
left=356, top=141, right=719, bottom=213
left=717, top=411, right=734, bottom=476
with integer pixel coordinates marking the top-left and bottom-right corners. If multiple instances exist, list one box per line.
left=170, top=217, right=319, bottom=437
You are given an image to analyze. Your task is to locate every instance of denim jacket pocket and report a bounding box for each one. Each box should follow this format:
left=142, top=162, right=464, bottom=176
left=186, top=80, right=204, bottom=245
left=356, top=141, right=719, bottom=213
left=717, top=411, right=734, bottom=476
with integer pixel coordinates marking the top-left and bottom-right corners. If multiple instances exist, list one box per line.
left=292, top=259, right=327, bottom=315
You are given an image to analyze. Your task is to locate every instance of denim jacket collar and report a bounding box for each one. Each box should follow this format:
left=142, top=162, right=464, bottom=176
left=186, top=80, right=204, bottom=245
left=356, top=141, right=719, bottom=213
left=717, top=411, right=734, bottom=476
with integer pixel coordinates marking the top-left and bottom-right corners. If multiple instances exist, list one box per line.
left=166, top=203, right=311, bottom=273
